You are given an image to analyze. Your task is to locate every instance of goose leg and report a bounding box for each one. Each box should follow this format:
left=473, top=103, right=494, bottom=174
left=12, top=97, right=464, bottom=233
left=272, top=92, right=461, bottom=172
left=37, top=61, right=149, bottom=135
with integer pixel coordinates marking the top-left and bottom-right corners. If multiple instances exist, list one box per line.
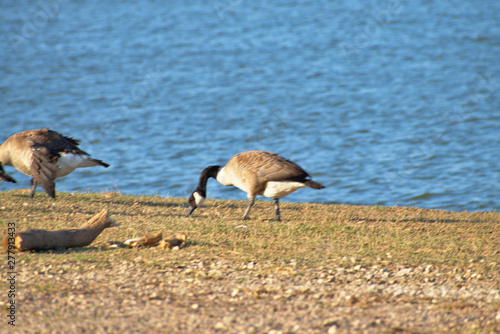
left=242, top=196, right=255, bottom=220
left=273, top=198, right=281, bottom=221
left=30, top=178, right=37, bottom=198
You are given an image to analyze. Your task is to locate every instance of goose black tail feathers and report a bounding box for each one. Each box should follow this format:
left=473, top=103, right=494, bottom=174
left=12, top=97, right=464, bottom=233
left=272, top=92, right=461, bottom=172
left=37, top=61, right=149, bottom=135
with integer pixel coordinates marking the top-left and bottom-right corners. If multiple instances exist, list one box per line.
left=304, top=180, right=325, bottom=189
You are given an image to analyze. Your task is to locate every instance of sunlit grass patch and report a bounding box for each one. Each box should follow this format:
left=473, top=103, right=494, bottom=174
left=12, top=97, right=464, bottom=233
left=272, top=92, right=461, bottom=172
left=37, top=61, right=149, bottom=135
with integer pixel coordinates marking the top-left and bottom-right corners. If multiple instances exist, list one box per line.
left=0, top=190, right=498, bottom=274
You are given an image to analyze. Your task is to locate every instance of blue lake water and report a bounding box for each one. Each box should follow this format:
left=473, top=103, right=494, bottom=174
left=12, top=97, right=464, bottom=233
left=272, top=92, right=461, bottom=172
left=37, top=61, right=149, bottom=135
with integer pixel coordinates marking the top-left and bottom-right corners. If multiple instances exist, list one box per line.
left=1, top=0, right=499, bottom=212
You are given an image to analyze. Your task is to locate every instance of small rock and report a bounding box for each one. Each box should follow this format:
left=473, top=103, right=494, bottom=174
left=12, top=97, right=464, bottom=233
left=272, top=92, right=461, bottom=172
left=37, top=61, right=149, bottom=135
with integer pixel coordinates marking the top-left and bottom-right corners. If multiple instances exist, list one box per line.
left=328, top=325, right=338, bottom=333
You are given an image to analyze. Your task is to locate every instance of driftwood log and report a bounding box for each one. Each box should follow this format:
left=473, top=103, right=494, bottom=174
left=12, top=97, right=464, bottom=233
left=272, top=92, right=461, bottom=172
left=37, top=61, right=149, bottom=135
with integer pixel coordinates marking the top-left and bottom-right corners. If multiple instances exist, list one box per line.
left=3, top=209, right=115, bottom=252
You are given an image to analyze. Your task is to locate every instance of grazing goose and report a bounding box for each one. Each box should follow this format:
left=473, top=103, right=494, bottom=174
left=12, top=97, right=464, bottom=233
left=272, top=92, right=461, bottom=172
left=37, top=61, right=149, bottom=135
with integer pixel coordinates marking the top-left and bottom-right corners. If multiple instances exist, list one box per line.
left=0, top=128, right=110, bottom=198
left=187, top=150, right=324, bottom=221
left=0, top=163, right=16, bottom=183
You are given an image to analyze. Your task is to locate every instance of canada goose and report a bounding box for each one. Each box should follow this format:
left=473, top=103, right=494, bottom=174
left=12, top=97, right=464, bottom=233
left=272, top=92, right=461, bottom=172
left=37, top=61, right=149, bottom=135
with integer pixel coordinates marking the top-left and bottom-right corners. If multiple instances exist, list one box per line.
left=0, top=128, right=110, bottom=198
left=0, top=163, right=16, bottom=183
left=187, top=150, right=324, bottom=221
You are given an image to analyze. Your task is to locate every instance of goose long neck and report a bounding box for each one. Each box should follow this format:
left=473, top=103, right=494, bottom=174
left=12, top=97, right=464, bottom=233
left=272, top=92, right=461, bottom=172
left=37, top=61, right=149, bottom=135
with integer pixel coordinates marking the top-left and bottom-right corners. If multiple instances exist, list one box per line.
left=0, top=143, right=9, bottom=165
left=195, top=165, right=221, bottom=195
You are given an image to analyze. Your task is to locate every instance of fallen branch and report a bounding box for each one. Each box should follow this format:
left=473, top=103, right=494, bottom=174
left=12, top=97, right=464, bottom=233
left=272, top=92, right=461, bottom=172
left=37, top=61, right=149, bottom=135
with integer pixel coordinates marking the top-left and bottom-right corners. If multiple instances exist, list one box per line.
left=123, top=231, right=163, bottom=247
left=3, top=209, right=116, bottom=252
left=159, top=233, right=187, bottom=250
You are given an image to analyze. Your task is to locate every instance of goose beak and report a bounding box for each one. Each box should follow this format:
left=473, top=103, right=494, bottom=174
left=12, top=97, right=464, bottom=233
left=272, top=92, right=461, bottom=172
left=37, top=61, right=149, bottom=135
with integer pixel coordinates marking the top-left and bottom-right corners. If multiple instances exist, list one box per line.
left=186, top=206, right=196, bottom=217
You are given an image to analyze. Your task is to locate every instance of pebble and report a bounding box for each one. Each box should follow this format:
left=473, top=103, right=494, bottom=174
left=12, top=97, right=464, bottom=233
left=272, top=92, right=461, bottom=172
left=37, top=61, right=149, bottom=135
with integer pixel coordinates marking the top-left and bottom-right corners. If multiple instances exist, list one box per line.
left=327, top=325, right=338, bottom=333
left=214, top=322, right=225, bottom=330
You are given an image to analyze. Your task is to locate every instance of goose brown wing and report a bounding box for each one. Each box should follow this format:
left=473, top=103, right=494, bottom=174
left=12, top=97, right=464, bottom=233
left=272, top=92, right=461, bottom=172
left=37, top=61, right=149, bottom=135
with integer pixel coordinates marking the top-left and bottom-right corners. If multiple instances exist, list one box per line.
left=234, top=151, right=310, bottom=182
left=29, top=146, right=57, bottom=198
left=20, top=132, right=61, bottom=198
left=27, top=129, right=109, bottom=167
left=25, top=128, right=84, bottom=156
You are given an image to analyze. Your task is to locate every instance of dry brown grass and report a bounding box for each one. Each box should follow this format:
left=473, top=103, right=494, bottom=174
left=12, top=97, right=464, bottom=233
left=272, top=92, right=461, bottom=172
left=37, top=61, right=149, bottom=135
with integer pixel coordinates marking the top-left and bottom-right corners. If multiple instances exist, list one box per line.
left=1, top=189, right=499, bottom=333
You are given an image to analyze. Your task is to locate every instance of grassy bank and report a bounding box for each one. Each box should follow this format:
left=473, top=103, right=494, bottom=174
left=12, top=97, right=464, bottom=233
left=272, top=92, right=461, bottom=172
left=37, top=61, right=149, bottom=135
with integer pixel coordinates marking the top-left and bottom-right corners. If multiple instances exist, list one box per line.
left=1, top=190, right=499, bottom=333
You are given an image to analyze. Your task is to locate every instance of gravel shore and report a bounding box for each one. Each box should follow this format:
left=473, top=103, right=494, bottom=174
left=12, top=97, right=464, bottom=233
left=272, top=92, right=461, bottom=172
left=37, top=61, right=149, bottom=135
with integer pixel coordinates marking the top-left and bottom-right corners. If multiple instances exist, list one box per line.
left=8, top=256, right=499, bottom=333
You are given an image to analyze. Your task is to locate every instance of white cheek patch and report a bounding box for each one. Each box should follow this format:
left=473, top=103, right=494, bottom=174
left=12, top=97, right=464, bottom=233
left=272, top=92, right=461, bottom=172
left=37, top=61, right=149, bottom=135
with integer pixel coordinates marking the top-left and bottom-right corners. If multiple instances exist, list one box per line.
left=194, top=192, right=206, bottom=206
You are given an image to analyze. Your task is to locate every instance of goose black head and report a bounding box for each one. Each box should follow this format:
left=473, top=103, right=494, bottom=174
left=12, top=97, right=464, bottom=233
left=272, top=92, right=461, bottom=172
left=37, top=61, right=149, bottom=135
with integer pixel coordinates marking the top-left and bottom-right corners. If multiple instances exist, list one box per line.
left=186, top=189, right=206, bottom=217
left=186, top=165, right=221, bottom=217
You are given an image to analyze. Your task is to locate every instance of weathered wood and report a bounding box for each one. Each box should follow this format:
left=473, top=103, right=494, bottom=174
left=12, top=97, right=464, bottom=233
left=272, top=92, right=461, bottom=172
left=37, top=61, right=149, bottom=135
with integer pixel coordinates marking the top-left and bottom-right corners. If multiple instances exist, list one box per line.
left=3, top=209, right=115, bottom=251
left=159, top=233, right=187, bottom=250
left=123, top=231, right=163, bottom=247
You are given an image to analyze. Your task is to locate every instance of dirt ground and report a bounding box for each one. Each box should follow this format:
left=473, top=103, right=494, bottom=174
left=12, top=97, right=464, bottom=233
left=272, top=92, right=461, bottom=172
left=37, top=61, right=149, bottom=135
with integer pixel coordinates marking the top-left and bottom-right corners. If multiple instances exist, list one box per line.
left=5, top=254, right=500, bottom=333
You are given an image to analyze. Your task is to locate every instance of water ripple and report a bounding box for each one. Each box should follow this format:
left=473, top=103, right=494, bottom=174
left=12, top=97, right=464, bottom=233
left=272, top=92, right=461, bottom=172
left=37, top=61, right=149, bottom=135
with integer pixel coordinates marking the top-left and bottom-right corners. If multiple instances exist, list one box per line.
left=0, top=0, right=499, bottom=212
